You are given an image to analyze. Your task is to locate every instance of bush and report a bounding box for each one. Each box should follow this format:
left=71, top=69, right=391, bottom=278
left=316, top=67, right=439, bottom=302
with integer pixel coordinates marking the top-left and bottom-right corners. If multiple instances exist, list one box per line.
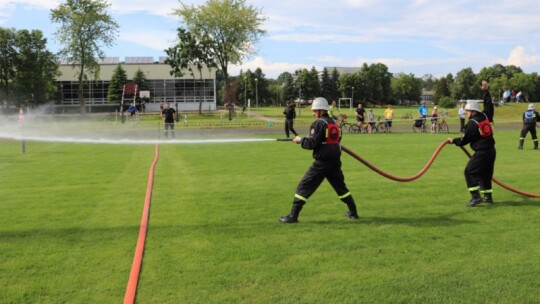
left=437, top=96, right=456, bottom=108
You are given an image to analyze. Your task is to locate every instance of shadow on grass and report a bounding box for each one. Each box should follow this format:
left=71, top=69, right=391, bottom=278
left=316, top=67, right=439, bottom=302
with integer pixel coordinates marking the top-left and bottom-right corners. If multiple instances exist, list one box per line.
left=489, top=199, right=540, bottom=208
left=305, top=211, right=477, bottom=227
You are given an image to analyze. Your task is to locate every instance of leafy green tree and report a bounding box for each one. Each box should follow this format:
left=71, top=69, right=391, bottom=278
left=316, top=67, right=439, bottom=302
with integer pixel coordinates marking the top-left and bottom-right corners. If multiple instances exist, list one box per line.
left=320, top=67, right=334, bottom=102
left=451, top=67, right=477, bottom=100
left=531, top=73, right=540, bottom=102
left=165, top=27, right=216, bottom=114
left=505, top=65, right=523, bottom=78
left=253, top=67, right=268, bottom=106
left=330, top=68, right=340, bottom=102
left=391, top=73, right=422, bottom=103
left=421, top=74, right=435, bottom=91
left=309, top=66, right=321, bottom=98
left=174, top=0, right=266, bottom=119
left=358, top=63, right=392, bottom=105
left=477, top=64, right=507, bottom=83
left=107, top=64, right=127, bottom=103
left=510, top=73, right=535, bottom=101
left=294, top=67, right=320, bottom=101
left=13, top=29, right=58, bottom=107
left=338, top=72, right=360, bottom=105
left=0, top=27, right=17, bottom=103
left=51, top=0, right=119, bottom=114
left=132, top=68, right=149, bottom=106
left=433, top=77, right=451, bottom=103
left=277, top=71, right=296, bottom=102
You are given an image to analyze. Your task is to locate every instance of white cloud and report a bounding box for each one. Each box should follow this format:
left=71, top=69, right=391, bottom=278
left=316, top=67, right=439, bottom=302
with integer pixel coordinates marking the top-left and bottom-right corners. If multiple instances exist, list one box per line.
left=120, top=30, right=176, bottom=52
left=505, top=46, right=540, bottom=68
left=230, top=56, right=313, bottom=78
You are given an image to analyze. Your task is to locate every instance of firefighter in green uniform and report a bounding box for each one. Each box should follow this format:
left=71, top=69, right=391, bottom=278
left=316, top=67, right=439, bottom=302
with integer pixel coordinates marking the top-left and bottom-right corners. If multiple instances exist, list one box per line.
left=280, top=97, right=359, bottom=223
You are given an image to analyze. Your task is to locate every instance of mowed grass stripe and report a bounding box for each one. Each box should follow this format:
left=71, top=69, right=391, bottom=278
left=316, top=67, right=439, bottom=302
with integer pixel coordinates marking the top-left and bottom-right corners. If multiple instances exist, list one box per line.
left=0, top=141, right=156, bottom=303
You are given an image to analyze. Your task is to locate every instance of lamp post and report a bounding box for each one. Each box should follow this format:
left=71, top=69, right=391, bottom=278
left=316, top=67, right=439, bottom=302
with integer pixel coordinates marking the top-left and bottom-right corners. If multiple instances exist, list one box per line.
left=255, top=78, right=258, bottom=108
left=351, top=86, right=354, bottom=110
left=163, top=82, right=166, bottom=103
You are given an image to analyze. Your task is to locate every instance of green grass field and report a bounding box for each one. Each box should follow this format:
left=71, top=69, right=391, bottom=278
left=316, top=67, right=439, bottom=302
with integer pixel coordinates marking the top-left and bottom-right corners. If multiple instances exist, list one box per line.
left=1, top=106, right=540, bottom=303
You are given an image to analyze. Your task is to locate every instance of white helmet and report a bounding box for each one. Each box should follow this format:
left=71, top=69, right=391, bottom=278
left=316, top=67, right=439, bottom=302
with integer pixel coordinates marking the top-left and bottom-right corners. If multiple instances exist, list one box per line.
left=464, top=101, right=482, bottom=112
left=311, top=97, right=329, bottom=111
left=528, top=103, right=535, bottom=111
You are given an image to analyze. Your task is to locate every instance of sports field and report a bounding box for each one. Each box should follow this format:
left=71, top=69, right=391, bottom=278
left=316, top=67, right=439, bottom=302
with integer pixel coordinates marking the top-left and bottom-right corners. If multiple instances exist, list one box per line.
left=1, top=105, right=539, bottom=303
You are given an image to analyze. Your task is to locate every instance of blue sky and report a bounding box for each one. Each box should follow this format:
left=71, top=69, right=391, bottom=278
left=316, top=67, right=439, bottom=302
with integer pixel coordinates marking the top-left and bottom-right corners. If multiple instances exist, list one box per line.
left=1, top=0, right=540, bottom=78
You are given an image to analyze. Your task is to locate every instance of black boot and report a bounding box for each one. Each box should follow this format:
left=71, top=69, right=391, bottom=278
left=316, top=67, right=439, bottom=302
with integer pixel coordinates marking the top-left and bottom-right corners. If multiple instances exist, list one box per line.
left=483, top=193, right=493, bottom=204
left=342, top=197, right=359, bottom=219
left=518, top=139, right=524, bottom=150
left=467, top=192, right=483, bottom=207
left=280, top=203, right=303, bottom=223
left=534, top=141, right=538, bottom=150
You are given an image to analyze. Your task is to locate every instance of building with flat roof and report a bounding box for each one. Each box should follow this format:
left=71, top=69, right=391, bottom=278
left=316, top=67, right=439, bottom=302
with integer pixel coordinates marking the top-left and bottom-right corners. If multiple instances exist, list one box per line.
left=56, top=57, right=216, bottom=111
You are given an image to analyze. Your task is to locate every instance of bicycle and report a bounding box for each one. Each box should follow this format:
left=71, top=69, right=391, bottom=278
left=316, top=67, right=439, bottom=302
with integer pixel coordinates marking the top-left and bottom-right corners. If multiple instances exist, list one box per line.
left=374, top=116, right=386, bottom=133
left=348, top=121, right=367, bottom=133
left=433, top=113, right=450, bottom=133
left=337, top=114, right=355, bottom=133
left=412, top=117, right=427, bottom=133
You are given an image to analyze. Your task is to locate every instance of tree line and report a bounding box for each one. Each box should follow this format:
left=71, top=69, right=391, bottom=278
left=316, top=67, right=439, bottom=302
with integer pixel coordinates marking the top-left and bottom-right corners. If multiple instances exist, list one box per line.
left=2, top=0, right=540, bottom=112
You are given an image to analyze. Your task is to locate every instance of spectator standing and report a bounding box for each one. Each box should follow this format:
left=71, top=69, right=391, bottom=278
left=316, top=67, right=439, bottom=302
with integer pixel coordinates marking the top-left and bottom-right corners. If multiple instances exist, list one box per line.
left=516, top=91, right=523, bottom=103
left=328, top=100, right=339, bottom=119
left=355, top=103, right=366, bottom=130
left=430, top=106, right=439, bottom=133
left=518, top=103, right=540, bottom=150
left=383, top=105, right=394, bottom=133
left=458, top=102, right=466, bottom=133
left=418, top=101, right=428, bottom=131
left=367, top=109, right=375, bottom=133
left=481, top=80, right=494, bottom=123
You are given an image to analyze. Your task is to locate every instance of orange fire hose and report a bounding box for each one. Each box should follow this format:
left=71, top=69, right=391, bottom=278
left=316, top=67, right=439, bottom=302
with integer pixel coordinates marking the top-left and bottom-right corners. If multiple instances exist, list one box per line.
left=124, top=144, right=159, bottom=304
left=341, top=140, right=450, bottom=182
left=341, top=140, right=540, bottom=198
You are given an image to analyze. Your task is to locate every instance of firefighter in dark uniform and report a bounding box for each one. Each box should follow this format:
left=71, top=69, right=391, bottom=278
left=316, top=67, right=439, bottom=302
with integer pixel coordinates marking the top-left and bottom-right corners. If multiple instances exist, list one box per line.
left=280, top=97, right=359, bottom=223
left=283, top=101, right=298, bottom=138
left=448, top=81, right=496, bottom=207
left=161, top=101, right=176, bottom=138
left=518, top=103, right=540, bottom=150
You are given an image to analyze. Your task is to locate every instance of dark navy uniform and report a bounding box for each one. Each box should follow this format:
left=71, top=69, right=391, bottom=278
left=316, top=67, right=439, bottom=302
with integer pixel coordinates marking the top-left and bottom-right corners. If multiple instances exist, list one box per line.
left=281, top=113, right=358, bottom=222
left=519, top=109, right=540, bottom=150
left=451, top=99, right=495, bottom=205
left=162, top=106, right=176, bottom=138
left=283, top=104, right=298, bottom=138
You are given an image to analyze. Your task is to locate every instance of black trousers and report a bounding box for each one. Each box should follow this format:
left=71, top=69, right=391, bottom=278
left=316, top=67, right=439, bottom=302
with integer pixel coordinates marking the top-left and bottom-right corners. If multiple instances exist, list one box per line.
left=294, top=159, right=353, bottom=204
left=285, top=119, right=297, bottom=137
left=465, top=148, right=496, bottom=192
left=520, top=124, right=537, bottom=141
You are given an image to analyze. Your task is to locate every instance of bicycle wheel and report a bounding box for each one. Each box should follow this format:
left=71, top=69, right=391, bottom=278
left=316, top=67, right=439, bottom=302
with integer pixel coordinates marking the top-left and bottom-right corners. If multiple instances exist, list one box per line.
left=349, top=124, right=361, bottom=133
left=377, top=123, right=385, bottom=133
left=440, top=121, right=449, bottom=133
